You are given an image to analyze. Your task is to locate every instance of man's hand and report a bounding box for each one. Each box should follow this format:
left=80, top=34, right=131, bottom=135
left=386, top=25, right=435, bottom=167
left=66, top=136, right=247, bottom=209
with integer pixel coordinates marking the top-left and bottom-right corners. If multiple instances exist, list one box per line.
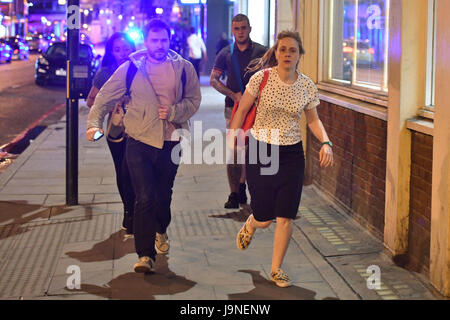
left=86, top=127, right=103, bottom=142
left=233, top=92, right=243, bottom=103
left=158, top=105, right=170, bottom=120
left=110, top=103, right=125, bottom=126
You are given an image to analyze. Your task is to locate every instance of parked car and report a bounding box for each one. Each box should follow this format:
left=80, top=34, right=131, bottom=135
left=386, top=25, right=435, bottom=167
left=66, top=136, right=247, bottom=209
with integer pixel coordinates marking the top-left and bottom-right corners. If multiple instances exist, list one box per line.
left=0, top=39, right=13, bottom=63
left=25, top=33, right=50, bottom=53
left=342, top=39, right=375, bottom=67
left=35, top=41, right=101, bottom=86
left=5, top=36, right=30, bottom=60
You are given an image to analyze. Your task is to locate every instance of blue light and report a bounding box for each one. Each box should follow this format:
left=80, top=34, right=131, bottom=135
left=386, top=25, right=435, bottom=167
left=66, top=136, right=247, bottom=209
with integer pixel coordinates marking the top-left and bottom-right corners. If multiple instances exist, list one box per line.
left=127, top=28, right=144, bottom=44
left=179, top=0, right=206, bottom=4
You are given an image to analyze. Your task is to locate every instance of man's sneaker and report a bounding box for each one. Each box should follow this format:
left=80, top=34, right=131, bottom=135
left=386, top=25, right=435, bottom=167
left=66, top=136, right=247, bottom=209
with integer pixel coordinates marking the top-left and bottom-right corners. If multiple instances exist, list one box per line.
left=123, top=233, right=134, bottom=241
left=270, top=268, right=292, bottom=288
left=236, top=215, right=254, bottom=250
left=155, top=232, right=169, bottom=255
left=225, top=192, right=239, bottom=209
left=238, top=183, right=248, bottom=205
left=133, top=256, right=154, bottom=273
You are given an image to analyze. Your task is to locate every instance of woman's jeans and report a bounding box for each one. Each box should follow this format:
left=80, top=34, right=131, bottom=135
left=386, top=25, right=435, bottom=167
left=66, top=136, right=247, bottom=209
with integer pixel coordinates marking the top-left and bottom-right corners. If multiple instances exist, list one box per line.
left=126, top=137, right=180, bottom=260
left=107, top=137, right=135, bottom=233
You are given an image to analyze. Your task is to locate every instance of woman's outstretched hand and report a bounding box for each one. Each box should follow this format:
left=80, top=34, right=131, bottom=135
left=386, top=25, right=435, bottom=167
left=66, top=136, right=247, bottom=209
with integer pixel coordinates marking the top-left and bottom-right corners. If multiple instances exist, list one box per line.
left=319, top=144, right=334, bottom=168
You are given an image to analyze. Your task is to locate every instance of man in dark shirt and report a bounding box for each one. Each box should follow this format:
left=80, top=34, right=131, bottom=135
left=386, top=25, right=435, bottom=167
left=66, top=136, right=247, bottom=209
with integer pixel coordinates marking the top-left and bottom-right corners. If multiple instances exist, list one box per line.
left=210, top=14, right=267, bottom=209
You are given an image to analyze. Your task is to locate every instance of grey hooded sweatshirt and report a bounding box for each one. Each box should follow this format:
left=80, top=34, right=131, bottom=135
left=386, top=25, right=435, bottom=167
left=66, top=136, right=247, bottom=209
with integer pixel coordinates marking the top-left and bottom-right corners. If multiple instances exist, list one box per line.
left=87, top=49, right=201, bottom=149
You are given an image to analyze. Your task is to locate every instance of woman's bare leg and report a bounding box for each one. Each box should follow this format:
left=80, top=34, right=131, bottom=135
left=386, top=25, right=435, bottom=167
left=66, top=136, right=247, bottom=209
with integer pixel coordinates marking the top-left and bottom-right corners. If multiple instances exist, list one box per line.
left=271, top=217, right=293, bottom=272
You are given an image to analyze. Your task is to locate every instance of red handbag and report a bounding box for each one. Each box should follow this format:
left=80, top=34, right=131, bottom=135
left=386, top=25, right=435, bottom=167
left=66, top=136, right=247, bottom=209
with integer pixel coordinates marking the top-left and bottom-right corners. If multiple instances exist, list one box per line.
left=230, top=69, right=270, bottom=133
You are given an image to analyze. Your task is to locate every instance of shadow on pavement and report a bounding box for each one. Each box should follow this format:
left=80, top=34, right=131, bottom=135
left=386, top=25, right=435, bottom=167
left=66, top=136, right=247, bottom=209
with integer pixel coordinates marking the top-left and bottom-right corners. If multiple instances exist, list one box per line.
left=0, top=201, right=73, bottom=239
left=65, top=230, right=135, bottom=262
left=228, top=270, right=339, bottom=300
left=70, top=256, right=197, bottom=300
left=209, top=207, right=300, bottom=223
left=209, top=208, right=251, bottom=222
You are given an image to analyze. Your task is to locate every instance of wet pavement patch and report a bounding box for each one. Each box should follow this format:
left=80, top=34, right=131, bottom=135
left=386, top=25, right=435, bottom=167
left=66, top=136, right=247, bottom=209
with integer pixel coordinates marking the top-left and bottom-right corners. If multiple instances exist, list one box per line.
left=6, top=125, right=47, bottom=155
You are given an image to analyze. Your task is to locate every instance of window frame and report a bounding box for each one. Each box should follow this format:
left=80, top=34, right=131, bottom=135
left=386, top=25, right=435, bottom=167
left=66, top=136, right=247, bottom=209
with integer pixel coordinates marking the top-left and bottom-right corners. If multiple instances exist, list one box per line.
left=420, top=0, right=436, bottom=120
left=318, top=0, right=390, bottom=107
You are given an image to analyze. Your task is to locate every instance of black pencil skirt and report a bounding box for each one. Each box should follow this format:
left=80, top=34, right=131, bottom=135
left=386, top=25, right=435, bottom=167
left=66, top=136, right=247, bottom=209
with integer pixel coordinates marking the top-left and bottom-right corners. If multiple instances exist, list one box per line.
left=245, top=135, right=305, bottom=222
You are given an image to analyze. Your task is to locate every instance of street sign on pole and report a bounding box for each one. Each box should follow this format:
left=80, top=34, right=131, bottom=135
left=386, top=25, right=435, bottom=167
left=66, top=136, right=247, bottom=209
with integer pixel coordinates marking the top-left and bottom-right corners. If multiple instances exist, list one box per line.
left=66, top=0, right=80, bottom=205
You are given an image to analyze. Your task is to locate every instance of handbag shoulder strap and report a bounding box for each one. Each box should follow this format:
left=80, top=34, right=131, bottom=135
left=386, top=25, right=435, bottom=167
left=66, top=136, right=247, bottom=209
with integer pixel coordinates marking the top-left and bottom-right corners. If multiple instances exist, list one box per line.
left=254, top=69, right=270, bottom=108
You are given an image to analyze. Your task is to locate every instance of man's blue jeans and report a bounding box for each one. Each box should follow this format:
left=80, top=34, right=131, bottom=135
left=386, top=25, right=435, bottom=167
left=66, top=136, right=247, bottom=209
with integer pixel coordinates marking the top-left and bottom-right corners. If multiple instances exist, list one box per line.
left=126, top=137, right=180, bottom=260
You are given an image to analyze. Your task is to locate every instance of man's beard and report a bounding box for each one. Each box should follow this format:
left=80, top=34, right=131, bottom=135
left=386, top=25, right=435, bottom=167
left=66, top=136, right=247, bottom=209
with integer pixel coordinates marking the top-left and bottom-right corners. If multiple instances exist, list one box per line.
left=235, top=36, right=250, bottom=45
left=148, top=49, right=168, bottom=62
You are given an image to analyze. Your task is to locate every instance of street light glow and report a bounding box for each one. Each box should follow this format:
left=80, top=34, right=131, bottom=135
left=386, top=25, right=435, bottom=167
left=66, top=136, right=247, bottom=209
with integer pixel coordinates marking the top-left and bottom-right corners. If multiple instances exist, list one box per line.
left=155, top=8, right=163, bottom=15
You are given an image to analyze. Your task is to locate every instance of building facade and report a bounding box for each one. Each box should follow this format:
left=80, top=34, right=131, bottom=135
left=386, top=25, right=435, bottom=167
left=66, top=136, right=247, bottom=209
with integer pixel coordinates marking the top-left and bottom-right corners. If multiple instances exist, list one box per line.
left=0, top=0, right=28, bottom=37
left=281, top=0, right=450, bottom=297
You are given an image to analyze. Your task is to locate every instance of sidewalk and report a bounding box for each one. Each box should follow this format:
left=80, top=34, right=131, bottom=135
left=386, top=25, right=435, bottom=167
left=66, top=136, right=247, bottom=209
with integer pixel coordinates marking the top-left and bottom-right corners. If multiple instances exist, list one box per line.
left=0, top=79, right=438, bottom=300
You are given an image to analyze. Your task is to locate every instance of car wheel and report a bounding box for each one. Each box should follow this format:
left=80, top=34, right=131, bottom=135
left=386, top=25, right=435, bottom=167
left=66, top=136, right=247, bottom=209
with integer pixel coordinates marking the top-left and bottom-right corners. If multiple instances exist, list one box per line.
left=35, top=78, right=46, bottom=86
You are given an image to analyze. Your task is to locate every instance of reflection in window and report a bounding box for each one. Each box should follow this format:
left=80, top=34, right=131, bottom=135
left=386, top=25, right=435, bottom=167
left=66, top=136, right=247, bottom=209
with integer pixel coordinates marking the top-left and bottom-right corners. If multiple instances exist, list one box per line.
left=328, top=0, right=390, bottom=92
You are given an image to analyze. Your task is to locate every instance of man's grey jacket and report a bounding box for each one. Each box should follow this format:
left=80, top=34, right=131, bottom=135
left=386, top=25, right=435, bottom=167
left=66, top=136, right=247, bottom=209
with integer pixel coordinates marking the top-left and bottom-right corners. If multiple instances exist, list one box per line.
left=87, top=49, right=201, bottom=149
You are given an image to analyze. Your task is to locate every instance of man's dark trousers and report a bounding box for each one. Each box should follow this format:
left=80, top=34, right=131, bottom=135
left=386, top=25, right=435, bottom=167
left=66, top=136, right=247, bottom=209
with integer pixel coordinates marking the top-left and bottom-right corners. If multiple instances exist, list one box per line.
left=126, top=137, right=179, bottom=260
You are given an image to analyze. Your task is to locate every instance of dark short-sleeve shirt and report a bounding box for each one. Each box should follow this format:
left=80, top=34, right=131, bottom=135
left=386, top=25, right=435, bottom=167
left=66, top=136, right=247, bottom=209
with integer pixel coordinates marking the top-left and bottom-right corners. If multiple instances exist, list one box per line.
left=93, top=66, right=116, bottom=90
left=213, top=40, right=267, bottom=108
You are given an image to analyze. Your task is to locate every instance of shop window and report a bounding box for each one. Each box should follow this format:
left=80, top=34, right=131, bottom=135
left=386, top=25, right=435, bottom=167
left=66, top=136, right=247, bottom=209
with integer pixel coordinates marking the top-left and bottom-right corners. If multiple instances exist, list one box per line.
left=324, top=0, right=390, bottom=93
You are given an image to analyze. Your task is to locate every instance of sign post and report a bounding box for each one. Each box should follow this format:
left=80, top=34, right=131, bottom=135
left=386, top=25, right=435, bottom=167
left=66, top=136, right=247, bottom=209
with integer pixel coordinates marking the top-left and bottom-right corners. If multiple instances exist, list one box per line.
left=66, top=0, right=80, bottom=205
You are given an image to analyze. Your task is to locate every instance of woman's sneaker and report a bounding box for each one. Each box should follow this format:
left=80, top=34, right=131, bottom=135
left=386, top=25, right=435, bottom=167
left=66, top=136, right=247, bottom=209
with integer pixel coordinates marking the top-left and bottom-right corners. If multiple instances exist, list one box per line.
left=155, top=232, right=169, bottom=255
left=236, top=215, right=254, bottom=250
left=133, top=256, right=154, bottom=273
left=270, top=268, right=292, bottom=288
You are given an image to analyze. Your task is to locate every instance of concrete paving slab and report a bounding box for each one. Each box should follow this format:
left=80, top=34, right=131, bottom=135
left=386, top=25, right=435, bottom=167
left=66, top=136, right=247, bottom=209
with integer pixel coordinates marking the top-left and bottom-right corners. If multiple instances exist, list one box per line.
left=12, top=169, right=65, bottom=179
left=0, top=222, right=66, bottom=298
left=0, top=195, right=47, bottom=205
left=46, top=270, right=113, bottom=298
left=295, top=205, right=383, bottom=257
left=327, top=253, right=435, bottom=300
left=44, top=194, right=95, bottom=206
left=31, top=293, right=109, bottom=300
left=65, top=213, right=115, bottom=243
left=60, top=240, right=113, bottom=259
left=53, top=257, right=114, bottom=276
left=169, top=283, right=216, bottom=300
left=0, top=201, right=50, bottom=226
left=92, top=193, right=121, bottom=203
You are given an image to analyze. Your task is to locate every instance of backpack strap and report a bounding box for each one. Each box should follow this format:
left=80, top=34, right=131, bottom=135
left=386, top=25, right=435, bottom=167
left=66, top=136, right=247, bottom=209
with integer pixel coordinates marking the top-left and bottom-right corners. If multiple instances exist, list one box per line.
left=181, top=67, right=186, bottom=98
left=125, top=61, right=138, bottom=96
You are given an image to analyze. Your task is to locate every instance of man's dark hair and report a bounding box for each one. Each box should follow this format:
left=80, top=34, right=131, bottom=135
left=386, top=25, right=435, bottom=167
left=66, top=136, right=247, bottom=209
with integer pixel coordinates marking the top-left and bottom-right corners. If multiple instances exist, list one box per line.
left=143, top=19, right=171, bottom=40
left=232, top=13, right=250, bottom=26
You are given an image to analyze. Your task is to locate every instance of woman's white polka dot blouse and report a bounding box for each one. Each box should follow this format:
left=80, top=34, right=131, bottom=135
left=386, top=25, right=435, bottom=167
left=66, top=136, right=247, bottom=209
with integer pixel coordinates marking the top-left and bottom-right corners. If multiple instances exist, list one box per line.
left=246, top=67, right=320, bottom=146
